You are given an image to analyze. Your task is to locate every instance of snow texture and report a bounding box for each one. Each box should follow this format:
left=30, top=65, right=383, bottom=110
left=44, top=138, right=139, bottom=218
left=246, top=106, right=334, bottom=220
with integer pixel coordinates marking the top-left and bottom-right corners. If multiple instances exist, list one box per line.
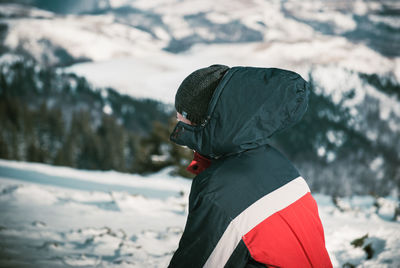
left=1, top=1, right=399, bottom=104
left=0, top=160, right=399, bottom=267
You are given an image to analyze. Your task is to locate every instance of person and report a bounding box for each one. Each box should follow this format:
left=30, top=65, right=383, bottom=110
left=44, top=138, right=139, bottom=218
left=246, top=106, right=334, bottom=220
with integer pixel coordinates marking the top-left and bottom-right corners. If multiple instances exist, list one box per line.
left=168, top=64, right=332, bottom=268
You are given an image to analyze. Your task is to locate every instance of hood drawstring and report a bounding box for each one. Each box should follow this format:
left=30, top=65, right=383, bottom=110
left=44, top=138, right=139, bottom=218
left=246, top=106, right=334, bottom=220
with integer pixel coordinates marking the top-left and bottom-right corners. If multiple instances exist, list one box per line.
left=186, top=151, right=212, bottom=175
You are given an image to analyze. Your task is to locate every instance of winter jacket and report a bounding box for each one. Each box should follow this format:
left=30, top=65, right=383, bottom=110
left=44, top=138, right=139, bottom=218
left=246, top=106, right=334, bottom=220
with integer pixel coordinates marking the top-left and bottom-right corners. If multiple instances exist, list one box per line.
left=169, top=67, right=332, bottom=268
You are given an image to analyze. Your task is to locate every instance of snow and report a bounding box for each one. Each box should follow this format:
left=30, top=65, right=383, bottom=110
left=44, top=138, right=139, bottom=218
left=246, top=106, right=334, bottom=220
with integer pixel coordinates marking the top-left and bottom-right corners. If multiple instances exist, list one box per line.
left=0, top=159, right=399, bottom=267
left=314, top=194, right=400, bottom=267
left=369, top=14, right=400, bottom=29
left=283, top=1, right=358, bottom=34
left=0, top=160, right=190, bottom=267
left=0, top=3, right=54, bottom=18
left=2, top=14, right=161, bottom=65
left=1, top=0, right=399, bottom=107
left=66, top=35, right=399, bottom=104
left=103, top=104, right=113, bottom=115
left=64, top=55, right=185, bottom=103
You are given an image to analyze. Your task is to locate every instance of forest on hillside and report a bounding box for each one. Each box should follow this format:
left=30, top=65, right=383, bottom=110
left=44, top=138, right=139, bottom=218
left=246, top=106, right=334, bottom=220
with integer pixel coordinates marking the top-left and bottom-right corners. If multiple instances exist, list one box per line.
left=0, top=54, right=194, bottom=177
left=0, top=53, right=399, bottom=197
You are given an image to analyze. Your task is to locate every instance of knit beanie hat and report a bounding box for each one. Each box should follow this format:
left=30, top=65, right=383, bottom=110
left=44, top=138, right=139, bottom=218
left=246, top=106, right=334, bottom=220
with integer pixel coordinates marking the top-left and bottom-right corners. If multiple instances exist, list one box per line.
left=175, top=64, right=230, bottom=125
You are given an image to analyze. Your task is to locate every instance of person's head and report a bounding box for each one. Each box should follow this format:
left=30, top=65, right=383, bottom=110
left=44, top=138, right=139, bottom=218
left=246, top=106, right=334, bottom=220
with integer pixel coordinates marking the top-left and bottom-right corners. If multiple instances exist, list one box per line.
left=171, top=66, right=310, bottom=159
left=175, top=64, right=230, bottom=126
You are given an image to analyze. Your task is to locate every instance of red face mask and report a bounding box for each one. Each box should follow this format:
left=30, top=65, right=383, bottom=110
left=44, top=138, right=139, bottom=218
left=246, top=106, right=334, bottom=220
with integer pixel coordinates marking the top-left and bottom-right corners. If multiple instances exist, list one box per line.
left=186, top=152, right=212, bottom=175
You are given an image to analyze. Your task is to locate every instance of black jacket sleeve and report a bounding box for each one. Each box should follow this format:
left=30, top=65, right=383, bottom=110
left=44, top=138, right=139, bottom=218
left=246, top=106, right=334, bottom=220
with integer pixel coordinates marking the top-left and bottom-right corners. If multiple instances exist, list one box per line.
left=168, top=195, right=231, bottom=268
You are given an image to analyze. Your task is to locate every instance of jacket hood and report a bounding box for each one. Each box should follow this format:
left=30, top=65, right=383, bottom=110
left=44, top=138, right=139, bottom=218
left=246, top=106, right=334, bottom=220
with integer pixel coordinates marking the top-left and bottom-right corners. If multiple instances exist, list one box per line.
left=170, top=66, right=310, bottom=159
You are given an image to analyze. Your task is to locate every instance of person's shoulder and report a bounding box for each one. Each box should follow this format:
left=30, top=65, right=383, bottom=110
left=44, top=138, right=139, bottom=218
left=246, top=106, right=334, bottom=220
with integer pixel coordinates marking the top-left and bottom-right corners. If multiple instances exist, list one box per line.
left=189, top=160, right=224, bottom=196
left=190, top=145, right=299, bottom=195
left=192, top=145, right=287, bottom=191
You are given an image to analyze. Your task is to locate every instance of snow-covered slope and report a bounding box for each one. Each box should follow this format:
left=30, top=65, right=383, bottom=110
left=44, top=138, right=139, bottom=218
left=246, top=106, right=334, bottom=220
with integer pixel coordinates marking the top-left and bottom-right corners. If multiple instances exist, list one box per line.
left=65, top=39, right=399, bottom=104
left=0, top=159, right=190, bottom=267
left=0, top=160, right=399, bottom=267
left=1, top=1, right=399, bottom=103
left=1, top=5, right=161, bottom=65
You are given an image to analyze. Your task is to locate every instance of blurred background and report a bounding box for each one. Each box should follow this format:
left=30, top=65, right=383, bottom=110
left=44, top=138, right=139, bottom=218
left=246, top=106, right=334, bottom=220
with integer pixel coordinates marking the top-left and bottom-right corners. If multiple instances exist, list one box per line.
left=0, top=0, right=399, bottom=267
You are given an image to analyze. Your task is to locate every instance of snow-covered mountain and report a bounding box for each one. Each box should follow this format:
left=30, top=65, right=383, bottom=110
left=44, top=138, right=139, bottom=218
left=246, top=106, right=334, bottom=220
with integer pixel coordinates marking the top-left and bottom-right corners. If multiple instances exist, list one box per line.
left=1, top=0, right=398, bottom=129
left=1, top=0, right=399, bottom=103
left=0, top=159, right=399, bottom=267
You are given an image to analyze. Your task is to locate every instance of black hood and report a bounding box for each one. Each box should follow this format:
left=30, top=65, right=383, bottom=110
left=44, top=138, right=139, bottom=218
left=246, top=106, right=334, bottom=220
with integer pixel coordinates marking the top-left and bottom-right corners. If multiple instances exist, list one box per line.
left=170, top=66, right=310, bottom=159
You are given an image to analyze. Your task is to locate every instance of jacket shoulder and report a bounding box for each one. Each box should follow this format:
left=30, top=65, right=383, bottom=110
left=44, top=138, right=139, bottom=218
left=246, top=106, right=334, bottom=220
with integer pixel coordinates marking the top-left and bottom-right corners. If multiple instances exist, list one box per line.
left=191, top=145, right=301, bottom=218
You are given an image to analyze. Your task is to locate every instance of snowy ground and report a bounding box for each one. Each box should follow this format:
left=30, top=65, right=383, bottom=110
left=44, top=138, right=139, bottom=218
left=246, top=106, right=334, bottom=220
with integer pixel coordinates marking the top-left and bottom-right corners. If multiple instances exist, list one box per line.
left=0, top=160, right=399, bottom=267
